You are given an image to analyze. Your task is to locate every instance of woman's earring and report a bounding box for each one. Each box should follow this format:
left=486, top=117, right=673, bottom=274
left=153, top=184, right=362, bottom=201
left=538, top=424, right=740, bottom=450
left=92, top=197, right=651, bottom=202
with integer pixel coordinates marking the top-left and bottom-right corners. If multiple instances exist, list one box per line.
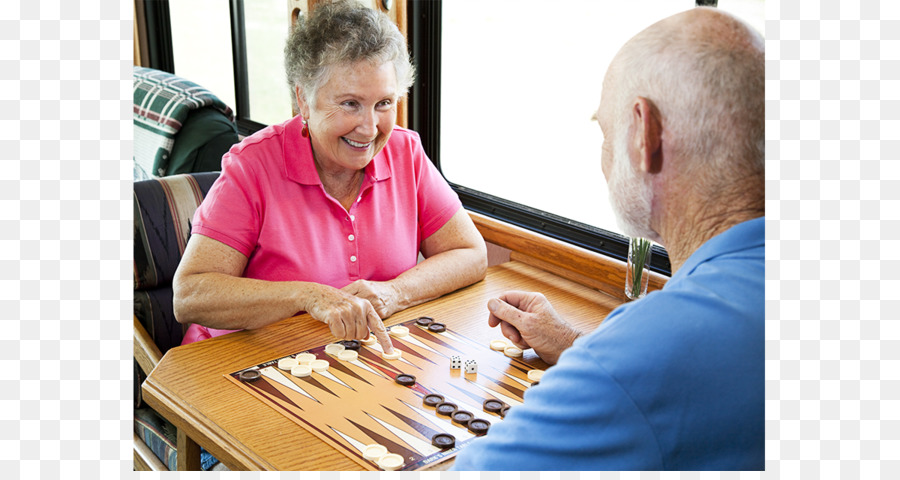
left=301, top=118, right=309, bottom=138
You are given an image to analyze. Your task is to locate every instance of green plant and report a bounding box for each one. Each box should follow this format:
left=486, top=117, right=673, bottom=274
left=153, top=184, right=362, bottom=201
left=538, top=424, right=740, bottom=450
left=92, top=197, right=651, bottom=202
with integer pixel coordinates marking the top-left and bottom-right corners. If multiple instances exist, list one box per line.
left=628, top=237, right=653, bottom=299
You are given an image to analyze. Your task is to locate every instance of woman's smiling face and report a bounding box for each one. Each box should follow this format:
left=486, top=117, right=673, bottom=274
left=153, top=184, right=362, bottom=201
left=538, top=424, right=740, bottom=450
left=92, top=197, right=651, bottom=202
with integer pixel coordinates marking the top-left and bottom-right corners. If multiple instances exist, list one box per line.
left=298, top=61, right=398, bottom=176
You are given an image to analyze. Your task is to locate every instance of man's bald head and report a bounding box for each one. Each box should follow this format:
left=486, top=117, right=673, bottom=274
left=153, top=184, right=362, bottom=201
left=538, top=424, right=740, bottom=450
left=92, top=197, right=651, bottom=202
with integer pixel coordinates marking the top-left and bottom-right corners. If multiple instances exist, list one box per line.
left=604, top=7, right=765, bottom=183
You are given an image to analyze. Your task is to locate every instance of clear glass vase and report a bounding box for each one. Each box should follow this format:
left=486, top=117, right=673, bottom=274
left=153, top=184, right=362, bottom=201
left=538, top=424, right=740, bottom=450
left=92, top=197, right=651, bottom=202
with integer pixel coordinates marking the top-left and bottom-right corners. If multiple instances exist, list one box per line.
left=625, top=237, right=652, bottom=300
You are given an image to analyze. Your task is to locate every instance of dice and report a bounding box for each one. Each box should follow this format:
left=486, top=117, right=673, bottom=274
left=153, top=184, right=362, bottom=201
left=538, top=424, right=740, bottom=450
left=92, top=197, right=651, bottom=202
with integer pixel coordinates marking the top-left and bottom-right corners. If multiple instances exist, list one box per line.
left=450, top=356, right=461, bottom=369
left=464, top=359, right=477, bottom=374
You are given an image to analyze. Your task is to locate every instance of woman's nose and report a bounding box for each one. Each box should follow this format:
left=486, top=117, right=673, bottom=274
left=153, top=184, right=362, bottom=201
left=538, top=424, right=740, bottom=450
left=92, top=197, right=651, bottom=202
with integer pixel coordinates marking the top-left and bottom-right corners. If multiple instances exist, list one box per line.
left=357, top=109, right=378, bottom=136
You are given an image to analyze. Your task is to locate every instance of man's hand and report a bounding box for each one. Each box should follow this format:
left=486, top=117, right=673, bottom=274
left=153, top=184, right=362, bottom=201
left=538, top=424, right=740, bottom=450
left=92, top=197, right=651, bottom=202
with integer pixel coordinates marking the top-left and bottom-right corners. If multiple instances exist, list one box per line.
left=487, top=291, right=584, bottom=365
left=306, top=285, right=394, bottom=354
left=341, top=279, right=404, bottom=319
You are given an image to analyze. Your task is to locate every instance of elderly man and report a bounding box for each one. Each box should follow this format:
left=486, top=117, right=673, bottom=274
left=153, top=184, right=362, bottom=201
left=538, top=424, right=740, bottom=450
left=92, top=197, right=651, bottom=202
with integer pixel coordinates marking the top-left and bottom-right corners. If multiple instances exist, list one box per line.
left=452, top=7, right=764, bottom=470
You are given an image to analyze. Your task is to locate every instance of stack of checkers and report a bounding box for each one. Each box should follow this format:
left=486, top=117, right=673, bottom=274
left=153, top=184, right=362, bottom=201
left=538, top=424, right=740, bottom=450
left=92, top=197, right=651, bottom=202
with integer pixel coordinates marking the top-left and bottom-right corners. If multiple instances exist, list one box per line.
left=489, top=338, right=524, bottom=358
left=362, top=444, right=405, bottom=471
left=421, top=394, right=493, bottom=436
left=325, top=342, right=361, bottom=362
left=414, top=316, right=446, bottom=333
left=483, top=398, right=512, bottom=418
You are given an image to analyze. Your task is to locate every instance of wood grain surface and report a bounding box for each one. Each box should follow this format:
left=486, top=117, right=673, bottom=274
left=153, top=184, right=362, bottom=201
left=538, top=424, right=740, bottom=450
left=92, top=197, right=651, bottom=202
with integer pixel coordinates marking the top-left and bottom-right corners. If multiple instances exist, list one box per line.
left=469, top=212, right=668, bottom=300
left=141, top=261, right=623, bottom=470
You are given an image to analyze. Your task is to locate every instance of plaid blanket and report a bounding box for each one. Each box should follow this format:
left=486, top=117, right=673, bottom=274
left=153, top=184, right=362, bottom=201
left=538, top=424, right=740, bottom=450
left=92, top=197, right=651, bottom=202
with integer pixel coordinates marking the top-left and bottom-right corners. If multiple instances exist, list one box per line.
left=133, top=67, right=235, bottom=178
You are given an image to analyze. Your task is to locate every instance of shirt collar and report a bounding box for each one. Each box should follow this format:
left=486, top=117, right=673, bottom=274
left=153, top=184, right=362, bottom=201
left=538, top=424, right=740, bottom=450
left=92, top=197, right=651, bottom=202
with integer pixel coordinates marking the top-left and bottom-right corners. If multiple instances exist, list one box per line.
left=671, top=216, right=765, bottom=283
left=283, top=115, right=393, bottom=186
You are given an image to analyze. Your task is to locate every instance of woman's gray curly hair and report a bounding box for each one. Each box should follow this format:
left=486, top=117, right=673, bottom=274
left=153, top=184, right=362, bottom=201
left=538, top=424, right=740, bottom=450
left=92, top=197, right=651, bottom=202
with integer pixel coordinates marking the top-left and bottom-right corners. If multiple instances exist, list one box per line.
left=284, top=0, right=416, bottom=111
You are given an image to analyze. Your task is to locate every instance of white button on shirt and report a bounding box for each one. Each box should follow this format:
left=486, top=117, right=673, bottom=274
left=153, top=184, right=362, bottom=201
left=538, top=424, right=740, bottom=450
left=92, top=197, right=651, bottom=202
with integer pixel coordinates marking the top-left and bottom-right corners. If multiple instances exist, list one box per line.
left=350, top=255, right=357, bottom=262
left=350, top=215, right=355, bottom=221
left=348, top=234, right=355, bottom=241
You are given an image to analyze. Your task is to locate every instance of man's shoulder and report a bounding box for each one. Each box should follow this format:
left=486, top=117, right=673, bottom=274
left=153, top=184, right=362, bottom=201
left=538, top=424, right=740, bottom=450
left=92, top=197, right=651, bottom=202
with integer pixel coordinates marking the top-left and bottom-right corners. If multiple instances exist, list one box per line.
left=577, top=251, right=763, bottom=360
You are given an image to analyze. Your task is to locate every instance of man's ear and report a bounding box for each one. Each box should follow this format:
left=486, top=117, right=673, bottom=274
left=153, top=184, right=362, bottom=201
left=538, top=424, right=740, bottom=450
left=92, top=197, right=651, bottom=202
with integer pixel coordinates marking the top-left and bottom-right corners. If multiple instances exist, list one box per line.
left=631, top=97, right=662, bottom=174
left=296, top=86, right=310, bottom=119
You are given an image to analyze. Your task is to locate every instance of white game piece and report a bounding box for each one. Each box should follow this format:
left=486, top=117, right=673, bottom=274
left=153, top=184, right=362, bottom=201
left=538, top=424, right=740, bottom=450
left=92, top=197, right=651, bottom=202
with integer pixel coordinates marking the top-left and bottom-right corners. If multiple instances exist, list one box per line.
left=389, top=326, right=409, bottom=337
left=338, top=350, right=358, bottom=362
left=324, top=343, right=346, bottom=355
left=310, top=359, right=330, bottom=372
left=277, top=358, right=299, bottom=371
left=362, top=444, right=388, bottom=461
left=382, top=349, right=402, bottom=360
left=295, top=353, right=316, bottom=365
left=290, top=365, right=312, bottom=377
left=360, top=334, right=378, bottom=346
left=377, top=453, right=404, bottom=471
left=504, top=346, right=523, bottom=358
left=527, top=369, right=545, bottom=382
left=490, top=339, right=508, bottom=351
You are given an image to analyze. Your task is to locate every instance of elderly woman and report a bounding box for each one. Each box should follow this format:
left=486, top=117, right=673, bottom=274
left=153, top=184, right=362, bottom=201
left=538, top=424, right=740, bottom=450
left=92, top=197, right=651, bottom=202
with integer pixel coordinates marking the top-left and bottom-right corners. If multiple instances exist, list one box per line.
left=172, top=0, right=487, bottom=352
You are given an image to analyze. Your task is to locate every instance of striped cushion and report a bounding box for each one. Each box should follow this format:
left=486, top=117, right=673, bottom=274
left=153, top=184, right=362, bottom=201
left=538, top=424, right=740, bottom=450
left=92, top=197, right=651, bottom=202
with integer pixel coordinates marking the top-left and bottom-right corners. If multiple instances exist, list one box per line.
left=133, top=172, right=219, bottom=351
left=134, top=172, right=223, bottom=471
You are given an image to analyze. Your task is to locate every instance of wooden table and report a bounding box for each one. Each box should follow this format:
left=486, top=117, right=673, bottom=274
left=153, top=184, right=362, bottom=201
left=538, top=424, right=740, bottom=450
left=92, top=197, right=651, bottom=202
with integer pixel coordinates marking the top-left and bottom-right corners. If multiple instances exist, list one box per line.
left=141, top=261, right=624, bottom=470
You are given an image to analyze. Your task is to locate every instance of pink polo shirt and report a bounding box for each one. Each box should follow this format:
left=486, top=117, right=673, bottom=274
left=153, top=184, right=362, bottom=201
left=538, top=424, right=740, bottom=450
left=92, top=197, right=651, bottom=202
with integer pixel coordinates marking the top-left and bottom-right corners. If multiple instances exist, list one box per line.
left=182, top=115, right=462, bottom=344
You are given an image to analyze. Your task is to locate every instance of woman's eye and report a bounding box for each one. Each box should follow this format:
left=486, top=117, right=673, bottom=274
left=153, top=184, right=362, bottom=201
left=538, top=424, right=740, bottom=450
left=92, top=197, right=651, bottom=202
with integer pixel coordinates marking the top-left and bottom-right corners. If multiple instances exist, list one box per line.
left=342, top=100, right=359, bottom=108
left=377, top=100, right=393, bottom=109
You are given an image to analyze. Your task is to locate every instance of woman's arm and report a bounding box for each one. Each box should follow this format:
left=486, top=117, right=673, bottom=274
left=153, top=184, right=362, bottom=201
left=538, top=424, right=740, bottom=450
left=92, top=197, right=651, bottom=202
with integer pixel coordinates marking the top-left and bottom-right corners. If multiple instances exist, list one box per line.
left=342, top=208, right=487, bottom=318
left=173, top=234, right=393, bottom=348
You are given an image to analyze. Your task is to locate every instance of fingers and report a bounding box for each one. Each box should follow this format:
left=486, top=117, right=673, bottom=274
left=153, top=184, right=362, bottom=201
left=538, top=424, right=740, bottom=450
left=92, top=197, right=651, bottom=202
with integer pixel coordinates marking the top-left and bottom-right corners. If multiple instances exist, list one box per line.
left=487, top=297, right=528, bottom=330
left=496, top=290, right=533, bottom=310
left=499, top=320, right=525, bottom=347
left=326, top=316, right=347, bottom=340
left=367, top=307, right=394, bottom=354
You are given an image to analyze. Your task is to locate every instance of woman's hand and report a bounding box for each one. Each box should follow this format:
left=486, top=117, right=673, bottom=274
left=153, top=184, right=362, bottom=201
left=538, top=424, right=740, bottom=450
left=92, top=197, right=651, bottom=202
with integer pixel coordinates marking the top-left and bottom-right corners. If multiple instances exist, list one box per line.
left=486, top=291, right=584, bottom=365
left=306, top=284, right=394, bottom=353
left=341, top=279, right=405, bottom=319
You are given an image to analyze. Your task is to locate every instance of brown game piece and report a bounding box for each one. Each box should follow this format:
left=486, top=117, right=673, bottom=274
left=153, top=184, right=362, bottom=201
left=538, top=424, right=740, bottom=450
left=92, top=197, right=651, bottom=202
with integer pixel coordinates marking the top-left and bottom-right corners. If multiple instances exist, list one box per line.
left=427, top=322, right=446, bottom=333
left=483, top=399, right=505, bottom=414
left=423, top=394, right=445, bottom=408
left=415, top=316, right=435, bottom=327
left=451, top=410, right=474, bottom=426
left=431, top=433, right=456, bottom=449
left=238, top=370, right=260, bottom=382
left=435, top=402, right=458, bottom=417
left=467, top=418, right=491, bottom=436
left=531, top=380, right=540, bottom=387
left=395, top=374, right=416, bottom=386
left=339, top=339, right=361, bottom=351
left=499, top=404, right=510, bottom=418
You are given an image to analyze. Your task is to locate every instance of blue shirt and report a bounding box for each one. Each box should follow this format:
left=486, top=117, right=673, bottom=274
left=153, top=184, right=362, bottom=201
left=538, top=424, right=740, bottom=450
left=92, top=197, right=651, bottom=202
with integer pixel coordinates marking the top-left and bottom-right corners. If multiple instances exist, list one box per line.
left=452, top=217, right=764, bottom=470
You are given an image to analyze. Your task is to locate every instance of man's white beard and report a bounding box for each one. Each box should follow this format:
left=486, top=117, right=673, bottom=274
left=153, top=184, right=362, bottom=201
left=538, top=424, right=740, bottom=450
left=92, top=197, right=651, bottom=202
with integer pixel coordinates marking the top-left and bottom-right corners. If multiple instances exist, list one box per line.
left=608, top=129, right=657, bottom=240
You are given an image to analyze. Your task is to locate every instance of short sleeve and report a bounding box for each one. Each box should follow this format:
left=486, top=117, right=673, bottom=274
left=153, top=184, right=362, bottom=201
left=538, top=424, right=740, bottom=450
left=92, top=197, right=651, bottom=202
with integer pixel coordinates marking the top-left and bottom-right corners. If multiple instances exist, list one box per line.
left=409, top=131, right=462, bottom=242
left=191, top=149, right=262, bottom=257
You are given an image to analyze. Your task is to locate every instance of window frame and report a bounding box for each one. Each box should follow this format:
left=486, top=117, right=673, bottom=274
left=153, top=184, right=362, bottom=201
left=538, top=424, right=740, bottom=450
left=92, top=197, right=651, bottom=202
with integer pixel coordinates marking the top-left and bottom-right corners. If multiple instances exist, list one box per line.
left=141, top=0, right=267, bottom=135
left=407, top=0, right=671, bottom=275
left=140, top=0, right=676, bottom=275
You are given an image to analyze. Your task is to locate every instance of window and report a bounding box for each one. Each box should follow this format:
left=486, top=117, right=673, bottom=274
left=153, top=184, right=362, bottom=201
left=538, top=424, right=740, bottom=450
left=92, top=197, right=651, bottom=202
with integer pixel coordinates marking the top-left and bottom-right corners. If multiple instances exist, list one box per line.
left=415, top=0, right=765, bottom=272
left=441, top=0, right=693, bottom=233
left=144, top=0, right=765, bottom=275
left=162, top=0, right=293, bottom=132
left=169, top=0, right=236, bottom=112
left=243, top=0, right=293, bottom=125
